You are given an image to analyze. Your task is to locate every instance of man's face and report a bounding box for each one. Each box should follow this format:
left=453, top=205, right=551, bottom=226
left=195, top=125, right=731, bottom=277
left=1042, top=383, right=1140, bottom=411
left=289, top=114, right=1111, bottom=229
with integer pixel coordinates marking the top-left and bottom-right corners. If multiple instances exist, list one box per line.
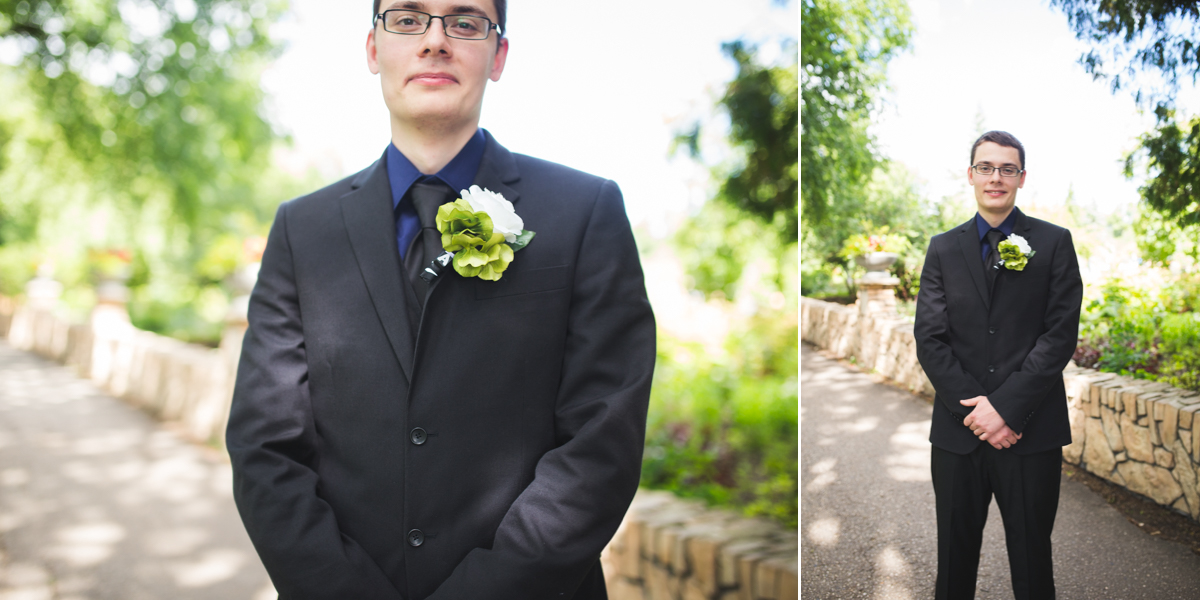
left=367, top=0, right=508, bottom=132
left=968, top=141, right=1026, bottom=217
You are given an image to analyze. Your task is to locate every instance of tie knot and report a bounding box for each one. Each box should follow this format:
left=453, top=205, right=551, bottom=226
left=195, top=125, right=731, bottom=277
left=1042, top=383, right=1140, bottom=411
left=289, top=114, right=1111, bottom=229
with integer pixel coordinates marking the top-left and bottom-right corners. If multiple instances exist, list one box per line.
left=409, top=181, right=455, bottom=228
left=987, top=229, right=1005, bottom=251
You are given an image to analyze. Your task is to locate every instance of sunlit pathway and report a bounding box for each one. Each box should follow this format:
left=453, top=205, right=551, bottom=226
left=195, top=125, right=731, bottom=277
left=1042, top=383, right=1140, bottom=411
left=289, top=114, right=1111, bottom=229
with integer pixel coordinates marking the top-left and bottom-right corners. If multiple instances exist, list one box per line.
left=801, top=343, right=1200, bottom=600
left=0, top=340, right=274, bottom=600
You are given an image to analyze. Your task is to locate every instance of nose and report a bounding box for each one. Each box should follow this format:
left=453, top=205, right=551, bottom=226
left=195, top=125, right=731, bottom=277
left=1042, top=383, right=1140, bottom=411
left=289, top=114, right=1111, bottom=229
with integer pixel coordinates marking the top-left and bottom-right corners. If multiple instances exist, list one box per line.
left=420, top=17, right=451, bottom=53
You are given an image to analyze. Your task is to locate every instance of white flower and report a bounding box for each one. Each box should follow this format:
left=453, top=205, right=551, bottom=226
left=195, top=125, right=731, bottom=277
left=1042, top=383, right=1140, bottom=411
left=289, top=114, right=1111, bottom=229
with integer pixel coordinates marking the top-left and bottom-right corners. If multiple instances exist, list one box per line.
left=1006, top=233, right=1031, bottom=255
left=460, top=185, right=524, bottom=243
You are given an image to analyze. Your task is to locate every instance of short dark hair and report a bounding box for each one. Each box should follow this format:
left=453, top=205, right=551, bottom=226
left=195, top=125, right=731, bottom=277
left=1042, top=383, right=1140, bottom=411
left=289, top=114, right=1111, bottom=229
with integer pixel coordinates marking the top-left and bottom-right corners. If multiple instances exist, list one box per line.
left=372, top=0, right=507, bottom=40
left=970, top=130, right=1025, bottom=170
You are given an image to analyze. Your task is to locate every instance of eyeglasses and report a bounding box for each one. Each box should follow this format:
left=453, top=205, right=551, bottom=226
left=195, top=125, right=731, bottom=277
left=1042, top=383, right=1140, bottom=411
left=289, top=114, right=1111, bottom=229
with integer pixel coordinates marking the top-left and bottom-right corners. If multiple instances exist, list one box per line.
left=971, top=164, right=1024, bottom=177
left=374, top=9, right=501, bottom=40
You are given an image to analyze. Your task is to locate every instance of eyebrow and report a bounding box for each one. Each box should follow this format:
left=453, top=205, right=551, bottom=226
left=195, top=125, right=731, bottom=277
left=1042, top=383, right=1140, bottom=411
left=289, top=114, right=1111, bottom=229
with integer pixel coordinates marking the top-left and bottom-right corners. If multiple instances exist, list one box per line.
left=389, top=1, right=490, bottom=16
left=976, top=161, right=1020, bottom=168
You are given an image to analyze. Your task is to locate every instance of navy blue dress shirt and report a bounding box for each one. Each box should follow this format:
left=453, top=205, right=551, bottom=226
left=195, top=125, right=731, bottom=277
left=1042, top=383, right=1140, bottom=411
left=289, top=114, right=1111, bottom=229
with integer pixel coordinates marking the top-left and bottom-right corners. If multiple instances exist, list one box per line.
left=975, top=210, right=1017, bottom=262
left=387, top=129, right=487, bottom=259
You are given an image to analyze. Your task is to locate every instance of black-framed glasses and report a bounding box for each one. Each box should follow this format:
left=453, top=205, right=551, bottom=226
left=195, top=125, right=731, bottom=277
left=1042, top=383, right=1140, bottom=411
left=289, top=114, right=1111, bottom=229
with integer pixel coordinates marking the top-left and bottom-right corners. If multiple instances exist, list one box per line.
left=374, top=9, right=501, bottom=40
left=971, top=164, right=1024, bottom=177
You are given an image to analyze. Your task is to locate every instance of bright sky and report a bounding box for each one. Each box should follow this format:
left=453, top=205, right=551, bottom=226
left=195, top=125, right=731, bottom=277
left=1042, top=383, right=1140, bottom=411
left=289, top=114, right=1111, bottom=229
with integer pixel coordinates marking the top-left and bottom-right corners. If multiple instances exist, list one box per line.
left=874, top=0, right=1175, bottom=216
left=261, top=0, right=798, bottom=237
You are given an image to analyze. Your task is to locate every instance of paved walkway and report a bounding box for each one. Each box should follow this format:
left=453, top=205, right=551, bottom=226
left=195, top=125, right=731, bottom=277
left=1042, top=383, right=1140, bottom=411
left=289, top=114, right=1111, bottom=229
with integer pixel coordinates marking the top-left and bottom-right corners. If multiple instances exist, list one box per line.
left=801, top=344, right=1200, bottom=599
left=0, top=340, right=274, bottom=599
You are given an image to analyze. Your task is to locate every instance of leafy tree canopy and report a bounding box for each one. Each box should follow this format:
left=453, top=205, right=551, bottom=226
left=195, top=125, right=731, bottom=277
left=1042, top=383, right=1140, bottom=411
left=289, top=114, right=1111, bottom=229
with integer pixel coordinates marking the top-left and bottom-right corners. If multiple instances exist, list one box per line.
left=800, top=0, right=911, bottom=228
left=1051, top=0, right=1200, bottom=229
left=1051, top=0, right=1199, bottom=106
left=0, top=0, right=286, bottom=234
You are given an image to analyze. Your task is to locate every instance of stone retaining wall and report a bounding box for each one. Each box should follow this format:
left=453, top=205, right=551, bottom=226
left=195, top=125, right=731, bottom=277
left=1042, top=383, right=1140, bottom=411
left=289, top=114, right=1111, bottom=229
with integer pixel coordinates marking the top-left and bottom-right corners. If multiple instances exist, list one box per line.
left=1062, top=368, right=1200, bottom=520
left=800, top=296, right=934, bottom=398
left=800, top=295, right=1200, bottom=523
left=0, top=299, right=241, bottom=447
left=602, top=490, right=798, bottom=600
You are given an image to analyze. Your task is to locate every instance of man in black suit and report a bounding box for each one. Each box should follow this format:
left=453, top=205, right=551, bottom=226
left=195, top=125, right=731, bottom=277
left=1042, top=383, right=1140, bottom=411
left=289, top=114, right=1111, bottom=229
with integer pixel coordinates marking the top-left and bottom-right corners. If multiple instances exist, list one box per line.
left=225, top=1, right=656, bottom=598
left=914, top=131, right=1082, bottom=600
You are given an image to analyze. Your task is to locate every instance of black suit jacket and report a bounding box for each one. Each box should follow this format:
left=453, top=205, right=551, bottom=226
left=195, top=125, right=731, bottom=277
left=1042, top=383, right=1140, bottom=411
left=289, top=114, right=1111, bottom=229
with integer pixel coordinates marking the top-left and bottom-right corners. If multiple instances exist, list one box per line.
left=226, top=132, right=656, bottom=599
left=914, top=207, right=1082, bottom=455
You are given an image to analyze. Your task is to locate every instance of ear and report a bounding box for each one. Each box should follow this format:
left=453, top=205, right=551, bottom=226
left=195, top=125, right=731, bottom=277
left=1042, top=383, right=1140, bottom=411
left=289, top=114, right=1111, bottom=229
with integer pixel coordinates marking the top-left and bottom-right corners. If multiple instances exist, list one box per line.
left=1017, top=170, right=1027, bottom=188
left=367, top=27, right=381, bottom=75
left=967, top=166, right=975, bottom=185
left=489, top=37, right=508, bottom=82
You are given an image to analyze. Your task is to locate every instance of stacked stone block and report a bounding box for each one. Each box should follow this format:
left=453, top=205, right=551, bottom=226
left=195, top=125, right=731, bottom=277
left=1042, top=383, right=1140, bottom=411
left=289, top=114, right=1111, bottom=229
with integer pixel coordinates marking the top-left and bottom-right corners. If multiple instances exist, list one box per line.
left=800, top=297, right=934, bottom=398
left=1062, top=366, right=1200, bottom=520
left=603, top=490, right=797, bottom=600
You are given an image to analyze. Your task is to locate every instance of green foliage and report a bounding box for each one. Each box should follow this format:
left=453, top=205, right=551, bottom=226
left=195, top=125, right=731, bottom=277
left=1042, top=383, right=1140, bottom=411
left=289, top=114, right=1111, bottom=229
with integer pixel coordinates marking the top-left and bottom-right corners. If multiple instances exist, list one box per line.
left=642, top=313, right=798, bottom=527
left=673, top=200, right=795, bottom=301
left=802, top=161, right=973, bottom=300
left=1075, top=277, right=1200, bottom=391
left=1125, top=110, right=1200, bottom=228
left=800, top=0, right=912, bottom=228
left=1, top=0, right=287, bottom=231
left=716, top=40, right=798, bottom=240
left=1050, top=0, right=1199, bottom=106
left=0, top=1, right=329, bottom=341
left=837, top=225, right=911, bottom=258
left=1051, top=1, right=1200, bottom=228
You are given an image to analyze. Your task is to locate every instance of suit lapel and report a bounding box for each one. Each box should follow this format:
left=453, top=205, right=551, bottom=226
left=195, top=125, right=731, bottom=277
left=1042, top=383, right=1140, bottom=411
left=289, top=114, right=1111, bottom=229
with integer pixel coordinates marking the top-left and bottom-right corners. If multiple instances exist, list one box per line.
left=993, top=207, right=1033, bottom=299
left=421, top=132, right=522, bottom=304
left=339, top=153, right=416, bottom=383
left=957, top=219, right=991, bottom=311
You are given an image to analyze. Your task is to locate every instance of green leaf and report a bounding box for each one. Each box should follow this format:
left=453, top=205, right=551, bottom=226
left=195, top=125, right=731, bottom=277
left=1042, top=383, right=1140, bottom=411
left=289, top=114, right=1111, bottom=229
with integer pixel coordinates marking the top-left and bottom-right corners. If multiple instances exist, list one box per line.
left=509, top=229, right=536, bottom=252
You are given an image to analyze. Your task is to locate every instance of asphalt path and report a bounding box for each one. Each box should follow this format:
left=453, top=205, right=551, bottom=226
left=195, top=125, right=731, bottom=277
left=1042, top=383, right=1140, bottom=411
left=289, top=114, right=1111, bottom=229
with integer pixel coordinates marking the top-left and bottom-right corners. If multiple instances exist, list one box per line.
left=800, top=343, right=1200, bottom=600
left=0, top=339, right=274, bottom=599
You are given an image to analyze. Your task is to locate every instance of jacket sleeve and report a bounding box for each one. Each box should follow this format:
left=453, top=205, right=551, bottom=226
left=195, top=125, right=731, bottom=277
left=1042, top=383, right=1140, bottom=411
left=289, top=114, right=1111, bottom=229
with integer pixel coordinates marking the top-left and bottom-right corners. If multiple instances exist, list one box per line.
left=226, top=202, right=405, bottom=600
left=427, top=180, right=656, bottom=599
left=988, top=228, right=1083, bottom=434
left=914, top=236, right=987, bottom=419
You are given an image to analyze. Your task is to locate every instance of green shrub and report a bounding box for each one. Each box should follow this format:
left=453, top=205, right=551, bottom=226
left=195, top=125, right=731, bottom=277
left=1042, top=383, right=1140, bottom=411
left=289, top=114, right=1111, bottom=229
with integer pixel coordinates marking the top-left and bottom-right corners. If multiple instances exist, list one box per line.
left=641, top=312, right=798, bottom=528
left=1076, top=277, right=1200, bottom=392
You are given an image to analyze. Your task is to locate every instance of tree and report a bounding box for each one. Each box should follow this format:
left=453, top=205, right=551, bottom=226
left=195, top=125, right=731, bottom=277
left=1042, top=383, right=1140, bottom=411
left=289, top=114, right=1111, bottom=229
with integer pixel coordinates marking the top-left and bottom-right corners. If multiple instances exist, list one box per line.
left=1052, top=0, right=1200, bottom=227
left=800, top=0, right=912, bottom=229
left=0, top=0, right=287, bottom=237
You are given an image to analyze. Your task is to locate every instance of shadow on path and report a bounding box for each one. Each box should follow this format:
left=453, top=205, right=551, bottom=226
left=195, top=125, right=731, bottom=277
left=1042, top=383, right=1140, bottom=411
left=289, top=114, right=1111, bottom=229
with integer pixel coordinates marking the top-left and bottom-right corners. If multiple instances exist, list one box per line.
left=0, top=340, right=274, bottom=599
left=801, top=343, right=1200, bottom=599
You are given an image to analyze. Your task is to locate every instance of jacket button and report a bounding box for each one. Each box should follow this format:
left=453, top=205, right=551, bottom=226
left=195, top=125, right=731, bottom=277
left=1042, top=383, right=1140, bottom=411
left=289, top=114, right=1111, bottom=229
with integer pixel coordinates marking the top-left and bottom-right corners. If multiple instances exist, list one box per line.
left=988, top=365, right=995, bottom=373
left=989, top=327, right=997, bottom=334
left=410, top=427, right=427, bottom=445
left=407, top=529, right=424, bottom=547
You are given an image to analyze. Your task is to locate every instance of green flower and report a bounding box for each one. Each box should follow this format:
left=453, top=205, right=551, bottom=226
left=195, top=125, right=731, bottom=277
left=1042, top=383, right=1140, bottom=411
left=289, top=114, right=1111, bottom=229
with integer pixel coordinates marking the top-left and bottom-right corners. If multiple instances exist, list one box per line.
left=453, top=234, right=514, bottom=281
left=998, top=235, right=1035, bottom=271
left=436, top=199, right=515, bottom=280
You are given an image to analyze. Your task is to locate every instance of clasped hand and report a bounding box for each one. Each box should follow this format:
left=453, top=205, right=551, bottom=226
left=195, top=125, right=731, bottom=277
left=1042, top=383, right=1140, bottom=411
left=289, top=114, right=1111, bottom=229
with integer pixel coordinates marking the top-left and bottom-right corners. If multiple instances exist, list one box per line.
left=960, top=396, right=1021, bottom=449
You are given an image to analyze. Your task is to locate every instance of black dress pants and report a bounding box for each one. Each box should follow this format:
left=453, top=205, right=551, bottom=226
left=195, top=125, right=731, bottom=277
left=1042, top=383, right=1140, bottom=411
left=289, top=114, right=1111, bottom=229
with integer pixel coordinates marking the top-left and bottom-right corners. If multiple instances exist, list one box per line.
left=931, top=443, right=1062, bottom=600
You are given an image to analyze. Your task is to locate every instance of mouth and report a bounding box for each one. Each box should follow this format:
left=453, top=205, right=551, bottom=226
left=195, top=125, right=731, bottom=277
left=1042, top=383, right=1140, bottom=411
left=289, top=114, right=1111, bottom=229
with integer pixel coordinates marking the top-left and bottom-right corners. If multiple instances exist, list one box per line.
left=410, top=72, right=458, bottom=85
left=984, top=189, right=1007, bottom=198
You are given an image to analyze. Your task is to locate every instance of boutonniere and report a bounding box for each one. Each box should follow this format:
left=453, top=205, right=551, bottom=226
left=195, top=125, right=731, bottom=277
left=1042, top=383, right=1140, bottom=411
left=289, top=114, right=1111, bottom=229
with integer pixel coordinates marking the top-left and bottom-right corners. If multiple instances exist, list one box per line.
left=428, top=186, right=536, bottom=282
left=997, top=233, right=1035, bottom=271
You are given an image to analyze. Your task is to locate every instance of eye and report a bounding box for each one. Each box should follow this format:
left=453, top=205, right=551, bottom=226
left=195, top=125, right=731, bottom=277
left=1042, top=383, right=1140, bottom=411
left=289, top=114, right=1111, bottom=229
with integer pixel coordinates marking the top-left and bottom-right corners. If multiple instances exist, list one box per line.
left=448, top=16, right=483, bottom=32
left=387, top=11, right=427, bottom=32
left=1000, top=167, right=1020, bottom=176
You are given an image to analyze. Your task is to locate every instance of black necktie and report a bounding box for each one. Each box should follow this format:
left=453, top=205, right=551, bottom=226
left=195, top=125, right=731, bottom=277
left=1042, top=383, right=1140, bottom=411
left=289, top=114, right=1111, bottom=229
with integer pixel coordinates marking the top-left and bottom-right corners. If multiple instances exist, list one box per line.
left=403, top=181, right=454, bottom=306
left=985, top=229, right=1004, bottom=292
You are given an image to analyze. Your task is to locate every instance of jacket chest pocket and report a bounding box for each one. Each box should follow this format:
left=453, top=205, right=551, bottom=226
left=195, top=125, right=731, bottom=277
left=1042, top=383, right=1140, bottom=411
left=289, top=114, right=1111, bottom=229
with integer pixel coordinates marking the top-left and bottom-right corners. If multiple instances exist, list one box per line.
left=474, top=264, right=570, bottom=300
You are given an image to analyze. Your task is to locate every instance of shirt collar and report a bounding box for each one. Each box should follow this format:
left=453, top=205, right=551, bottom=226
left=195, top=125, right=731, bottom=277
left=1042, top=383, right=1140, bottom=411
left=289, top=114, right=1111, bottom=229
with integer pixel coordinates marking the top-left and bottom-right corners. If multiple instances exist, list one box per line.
left=975, top=208, right=1018, bottom=240
left=386, top=128, right=486, bottom=211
